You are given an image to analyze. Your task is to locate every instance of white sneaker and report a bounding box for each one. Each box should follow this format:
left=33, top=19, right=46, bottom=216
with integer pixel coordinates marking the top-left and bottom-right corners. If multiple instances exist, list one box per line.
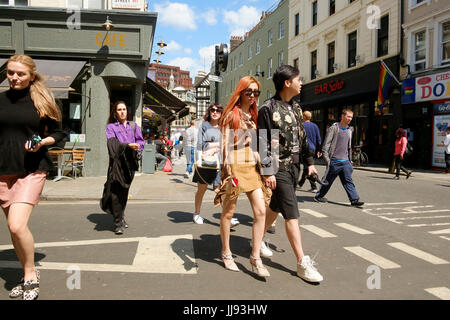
left=184, top=172, right=190, bottom=179
left=297, top=255, right=323, bottom=282
left=230, top=218, right=240, bottom=228
left=193, top=214, right=204, bottom=224
left=260, top=240, right=273, bottom=258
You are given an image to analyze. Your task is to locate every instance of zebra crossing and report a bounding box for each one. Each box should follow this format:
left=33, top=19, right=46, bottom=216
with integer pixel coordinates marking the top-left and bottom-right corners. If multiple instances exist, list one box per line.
left=298, top=202, right=450, bottom=299
left=361, top=202, right=450, bottom=241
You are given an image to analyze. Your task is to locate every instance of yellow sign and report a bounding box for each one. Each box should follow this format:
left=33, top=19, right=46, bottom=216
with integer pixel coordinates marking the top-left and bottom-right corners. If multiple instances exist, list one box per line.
left=96, top=32, right=126, bottom=47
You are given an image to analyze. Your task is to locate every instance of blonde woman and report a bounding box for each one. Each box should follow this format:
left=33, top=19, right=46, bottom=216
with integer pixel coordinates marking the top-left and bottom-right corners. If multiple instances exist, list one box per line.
left=0, top=55, right=65, bottom=299
left=214, top=76, right=271, bottom=278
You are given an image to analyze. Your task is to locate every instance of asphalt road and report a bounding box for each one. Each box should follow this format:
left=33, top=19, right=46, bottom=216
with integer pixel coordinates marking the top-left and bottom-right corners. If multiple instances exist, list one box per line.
left=0, top=168, right=449, bottom=301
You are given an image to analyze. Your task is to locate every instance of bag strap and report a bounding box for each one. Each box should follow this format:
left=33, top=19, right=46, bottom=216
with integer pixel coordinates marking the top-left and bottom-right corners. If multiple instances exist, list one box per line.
left=194, top=165, right=209, bottom=185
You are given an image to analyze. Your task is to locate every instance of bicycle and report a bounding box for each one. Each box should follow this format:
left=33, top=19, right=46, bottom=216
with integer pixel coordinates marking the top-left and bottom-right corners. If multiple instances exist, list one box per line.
left=352, top=144, right=369, bottom=167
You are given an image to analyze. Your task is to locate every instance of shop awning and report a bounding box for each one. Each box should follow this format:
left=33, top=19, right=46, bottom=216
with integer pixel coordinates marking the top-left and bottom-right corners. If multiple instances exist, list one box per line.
left=143, top=77, right=187, bottom=121
left=0, top=59, right=86, bottom=99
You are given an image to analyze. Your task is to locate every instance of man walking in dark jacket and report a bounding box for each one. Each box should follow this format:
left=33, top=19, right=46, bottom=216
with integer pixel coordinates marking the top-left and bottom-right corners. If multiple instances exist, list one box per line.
left=298, top=110, right=322, bottom=192
left=258, top=65, right=323, bottom=283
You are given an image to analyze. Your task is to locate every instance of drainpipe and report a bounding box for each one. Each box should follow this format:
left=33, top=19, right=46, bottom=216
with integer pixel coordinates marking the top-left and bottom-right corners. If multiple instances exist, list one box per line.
left=399, top=0, right=411, bottom=78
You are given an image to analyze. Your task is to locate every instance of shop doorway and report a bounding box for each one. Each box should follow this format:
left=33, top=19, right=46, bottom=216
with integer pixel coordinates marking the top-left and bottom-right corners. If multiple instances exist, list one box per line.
left=109, top=81, right=136, bottom=119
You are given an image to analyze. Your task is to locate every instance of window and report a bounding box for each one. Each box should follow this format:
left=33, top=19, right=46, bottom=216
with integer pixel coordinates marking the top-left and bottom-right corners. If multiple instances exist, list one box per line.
left=293, top=58, right=299, bottom=70
left=248, top=46, right=253, bottom=59
left=348, top=31, right=357, bottom=67
left=328, top=42, right=335, bottom=74
left=279, top=20, right=285, bottom=39
left=330, top=0, right=335, bottom=16
left=278, top=51, right=284, bottom=67
left=268, top=58, right=273, bottom=78
left=377, top=15, right=389, bottom=57
left=414, top=30, right=426, bottom=71
left=256, top=64, right=261, bottom=77
left=311, top=50, right=317, bottom=80
left=68, top=0, right=103, bottom=9
left=256, top=39, right=261, bottom=54
left=295, top=13, right=300, bottom=36
left=312, top=1, right=318, bottom=27
left=239, top=53, right=243, bottom=66
left=268, top=30, right=273, bottom=46
left=1, top=0, right=28, bottom=5
left=441, top=21, right=450, bottom=65
left=267, top=90, right=271, bottom=100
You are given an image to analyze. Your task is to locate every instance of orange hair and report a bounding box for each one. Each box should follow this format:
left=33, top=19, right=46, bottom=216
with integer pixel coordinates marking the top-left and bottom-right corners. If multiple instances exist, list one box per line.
left=219, top=76, right=260, bottom=130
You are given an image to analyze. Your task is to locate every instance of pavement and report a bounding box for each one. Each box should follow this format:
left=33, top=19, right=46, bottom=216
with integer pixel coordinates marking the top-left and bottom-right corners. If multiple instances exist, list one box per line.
left=41, top=158, right=449, bottom=202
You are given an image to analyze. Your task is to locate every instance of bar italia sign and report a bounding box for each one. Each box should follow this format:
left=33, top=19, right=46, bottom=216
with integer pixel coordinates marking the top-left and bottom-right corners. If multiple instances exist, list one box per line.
left=402, top=70, right=450, bottom=103
left=314, top=79, right=344, bottom=95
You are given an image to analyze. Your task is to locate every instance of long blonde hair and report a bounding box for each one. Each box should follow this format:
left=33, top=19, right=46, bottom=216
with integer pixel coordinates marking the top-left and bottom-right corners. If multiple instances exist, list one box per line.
left=7, top=54, right=61, bottom=121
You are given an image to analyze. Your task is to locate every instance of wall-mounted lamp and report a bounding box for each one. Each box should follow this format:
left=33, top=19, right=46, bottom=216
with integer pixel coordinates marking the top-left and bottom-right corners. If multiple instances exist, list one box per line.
left=314, top=69, right=320, bottom=77
left=102, top=16, right=114, bottom=31
left=154, top=58, right=161, bottom=63
left=355, top=55, right=361, bottom=63
left=333, top=63, right=339, bottom=70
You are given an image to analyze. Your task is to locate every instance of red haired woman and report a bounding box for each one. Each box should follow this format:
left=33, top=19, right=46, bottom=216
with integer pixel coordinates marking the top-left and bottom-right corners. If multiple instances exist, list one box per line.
left=214, top=76, right=271, bottom=277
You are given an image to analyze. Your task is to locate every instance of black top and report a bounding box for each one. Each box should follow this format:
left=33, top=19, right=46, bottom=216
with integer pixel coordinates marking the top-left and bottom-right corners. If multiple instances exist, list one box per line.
left=0, top=87, right=65, bottom=175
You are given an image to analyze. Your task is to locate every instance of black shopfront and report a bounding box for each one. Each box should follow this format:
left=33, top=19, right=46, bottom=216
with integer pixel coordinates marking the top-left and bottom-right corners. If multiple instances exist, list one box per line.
left=296, top=55, right=401, bottom=166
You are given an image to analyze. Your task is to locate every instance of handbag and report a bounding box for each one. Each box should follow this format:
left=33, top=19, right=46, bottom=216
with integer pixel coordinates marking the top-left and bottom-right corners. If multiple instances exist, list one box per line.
left=196, top=150, right=220, bottom=170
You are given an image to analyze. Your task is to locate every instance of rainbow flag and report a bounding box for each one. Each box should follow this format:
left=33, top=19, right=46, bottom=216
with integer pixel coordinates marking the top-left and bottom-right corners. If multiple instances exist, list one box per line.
left=377, top=62, right=393, bottom=111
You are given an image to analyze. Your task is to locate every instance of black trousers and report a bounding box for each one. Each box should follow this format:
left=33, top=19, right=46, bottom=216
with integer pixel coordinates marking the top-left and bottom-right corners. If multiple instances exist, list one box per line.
left=445, top=153, right=450, bottom=173
left=394, top=155, right=409, bottom=177
left=110, top=182, right=130, bottom=228
left=298, top=149, right=317, bottom=189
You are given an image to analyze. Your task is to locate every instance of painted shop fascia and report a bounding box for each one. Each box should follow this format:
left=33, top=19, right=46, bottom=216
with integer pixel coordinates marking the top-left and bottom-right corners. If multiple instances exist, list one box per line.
left=297, top=55, right=402, bottom=167
left=0, top=6, right=157, bottom=176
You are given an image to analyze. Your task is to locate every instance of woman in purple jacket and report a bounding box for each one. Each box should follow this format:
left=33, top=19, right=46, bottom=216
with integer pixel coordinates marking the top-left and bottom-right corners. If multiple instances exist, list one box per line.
left=104, top=101, right=145, bottom=234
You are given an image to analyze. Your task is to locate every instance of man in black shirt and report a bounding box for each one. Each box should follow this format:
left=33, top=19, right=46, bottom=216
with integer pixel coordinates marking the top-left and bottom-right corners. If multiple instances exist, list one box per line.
left=258, top=65, right=323, bottom=283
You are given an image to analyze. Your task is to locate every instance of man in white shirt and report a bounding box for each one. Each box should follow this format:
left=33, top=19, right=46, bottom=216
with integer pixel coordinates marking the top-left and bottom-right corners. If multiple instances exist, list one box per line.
left=183, top=120, right=198, bottom=178
left=445, top=127, right=450, bottom=174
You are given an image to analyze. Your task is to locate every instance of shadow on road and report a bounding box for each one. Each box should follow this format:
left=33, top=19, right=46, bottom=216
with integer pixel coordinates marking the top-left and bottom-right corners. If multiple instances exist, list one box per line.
left=87, top=213, right=114, bottom=232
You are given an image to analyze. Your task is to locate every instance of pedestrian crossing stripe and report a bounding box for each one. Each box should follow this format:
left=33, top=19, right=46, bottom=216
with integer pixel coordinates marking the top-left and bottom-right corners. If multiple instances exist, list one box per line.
left=299, top=209, right=327, bottom=218
left=301, top=225, right=337, bottom=238
left=334, top=223, right=374, bottom=235
left=429, top=228, right=450, bottom=235
left=0, top=235, right=197, bottom=274
left=387, top=242, right=449, bottom=265
left=343, top=246, right=401, bottom=269
left=425, top=287, right=450, bottom=300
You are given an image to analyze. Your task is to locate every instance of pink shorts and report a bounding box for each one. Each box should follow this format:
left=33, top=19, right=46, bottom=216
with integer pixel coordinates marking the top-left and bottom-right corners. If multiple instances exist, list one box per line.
left=0, top=171, right=46, bottom=208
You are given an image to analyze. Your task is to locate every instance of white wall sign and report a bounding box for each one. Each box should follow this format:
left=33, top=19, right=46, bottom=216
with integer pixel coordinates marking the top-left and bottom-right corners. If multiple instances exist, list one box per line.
left=112, top=0, right=142, bottom=9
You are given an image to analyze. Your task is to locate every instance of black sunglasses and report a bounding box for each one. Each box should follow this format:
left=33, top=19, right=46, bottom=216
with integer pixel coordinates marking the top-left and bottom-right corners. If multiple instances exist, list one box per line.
left=244, top=89, right=261, bottom=97
left=210, top=108, right=222, bottom=113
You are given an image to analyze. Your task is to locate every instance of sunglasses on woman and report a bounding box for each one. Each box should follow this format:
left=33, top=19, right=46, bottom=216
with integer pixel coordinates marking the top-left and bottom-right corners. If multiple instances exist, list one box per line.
left=243, top=89, right=261, bottom=97
left=210, top=108, right=222, bottom=113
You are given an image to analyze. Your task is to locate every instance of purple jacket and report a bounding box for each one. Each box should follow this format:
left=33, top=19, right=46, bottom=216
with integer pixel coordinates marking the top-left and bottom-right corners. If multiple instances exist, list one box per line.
left=105, top=121, right=145, bottom=151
